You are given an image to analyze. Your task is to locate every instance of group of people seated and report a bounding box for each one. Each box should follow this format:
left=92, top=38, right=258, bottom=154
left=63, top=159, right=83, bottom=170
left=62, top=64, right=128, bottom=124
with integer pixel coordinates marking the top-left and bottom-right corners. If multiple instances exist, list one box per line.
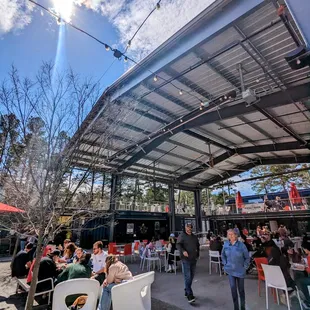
left=139, top=234, right=180, bottom=273
left=11, top=238, right=133, bottom=310
left=207, top=225, right=310, bottom=309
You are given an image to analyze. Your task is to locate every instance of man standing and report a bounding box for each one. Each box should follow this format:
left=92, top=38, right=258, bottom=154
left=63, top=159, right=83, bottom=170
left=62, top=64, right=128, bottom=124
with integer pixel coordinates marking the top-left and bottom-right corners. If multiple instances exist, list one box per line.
left=177, top=223, right=200, bottom=303
left=91, top=241, right=107, bottom=285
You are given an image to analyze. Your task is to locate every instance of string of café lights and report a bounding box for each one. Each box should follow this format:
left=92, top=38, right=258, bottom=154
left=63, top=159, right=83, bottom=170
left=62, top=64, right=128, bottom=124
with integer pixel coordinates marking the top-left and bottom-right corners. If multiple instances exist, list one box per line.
left=28, top=0, right=207, bottom=108
left=28, top=0, right=227, bottom=168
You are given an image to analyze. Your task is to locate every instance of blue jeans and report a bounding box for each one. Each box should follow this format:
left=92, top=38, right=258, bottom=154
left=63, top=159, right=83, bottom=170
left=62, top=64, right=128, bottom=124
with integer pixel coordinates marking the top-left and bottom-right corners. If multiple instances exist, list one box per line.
left=182, top=260, right=197, bottom=296
left=228, top=275, right=245, bottom=310
left=98, top=283, right=117, bottom=310
left=20, top=240, right=26, bottom=250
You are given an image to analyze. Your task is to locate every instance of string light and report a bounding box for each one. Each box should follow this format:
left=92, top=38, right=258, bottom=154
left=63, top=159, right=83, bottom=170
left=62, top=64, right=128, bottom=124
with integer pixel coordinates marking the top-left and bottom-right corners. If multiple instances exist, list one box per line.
left=124, top=56, right=128, bottom=62
left=199, top=106, right=203, bottom=110
left=180, top=119, right=183, bottom=123
left=153, top=75, right=158, bottom=82
left=179, top=89, right=183, bottom=95
left=256, top=78, right=260, bottom=83
left=296, top=59, right=301, bottom=65
left=105, top=44, right=110, bottom=51
left=127, top=40, right=132, bottom=47
left=156, top=2, right=160, bottom=9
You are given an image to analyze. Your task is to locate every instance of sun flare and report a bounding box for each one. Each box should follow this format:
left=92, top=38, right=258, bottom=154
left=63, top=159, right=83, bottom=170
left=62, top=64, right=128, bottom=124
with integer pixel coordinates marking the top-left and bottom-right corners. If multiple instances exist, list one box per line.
left=53, top=0, right=74, bottom=22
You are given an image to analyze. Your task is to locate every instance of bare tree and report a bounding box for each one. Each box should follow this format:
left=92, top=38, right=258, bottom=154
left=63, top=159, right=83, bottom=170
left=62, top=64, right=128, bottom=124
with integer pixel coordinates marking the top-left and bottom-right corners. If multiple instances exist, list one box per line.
left=0, top=63, right=138, bottom=309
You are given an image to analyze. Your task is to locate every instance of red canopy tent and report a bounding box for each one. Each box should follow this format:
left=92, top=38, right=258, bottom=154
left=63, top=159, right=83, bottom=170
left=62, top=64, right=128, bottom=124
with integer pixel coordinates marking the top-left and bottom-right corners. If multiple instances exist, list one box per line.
left=289, top=183, right=302, bottom=209
left=235, top=191, right=244, bottom=214
left=0, top=202, right=25, bottom=213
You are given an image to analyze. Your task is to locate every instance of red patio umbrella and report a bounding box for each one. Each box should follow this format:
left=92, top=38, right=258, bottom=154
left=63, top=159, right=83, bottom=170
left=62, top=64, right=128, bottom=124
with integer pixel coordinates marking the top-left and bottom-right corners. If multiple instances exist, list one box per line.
left=235, top=191, right=244, bottom=213
left=0, top=202, right=25, bottom=213
left=289, top=182, right=302, bottom=205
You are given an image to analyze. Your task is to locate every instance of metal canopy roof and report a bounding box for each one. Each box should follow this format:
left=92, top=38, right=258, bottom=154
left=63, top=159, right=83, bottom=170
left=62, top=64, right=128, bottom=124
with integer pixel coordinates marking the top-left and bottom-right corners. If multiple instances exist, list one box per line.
left=70, top=0, right=310, bottom=190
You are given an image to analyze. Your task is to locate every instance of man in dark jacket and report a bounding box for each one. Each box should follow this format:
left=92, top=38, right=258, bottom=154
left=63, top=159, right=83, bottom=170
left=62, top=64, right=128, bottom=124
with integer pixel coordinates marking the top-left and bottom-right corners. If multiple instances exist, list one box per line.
left=11, top=243, right=33, bottom=278
left=177, top=223, right=200, bottom=303
left=37, top=250, right=60, bottom=292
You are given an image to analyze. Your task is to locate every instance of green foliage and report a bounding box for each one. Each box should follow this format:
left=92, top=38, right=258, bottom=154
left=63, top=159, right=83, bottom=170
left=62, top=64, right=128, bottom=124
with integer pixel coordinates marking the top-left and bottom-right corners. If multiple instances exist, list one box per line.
left=250, top=164, right=310, bottom=194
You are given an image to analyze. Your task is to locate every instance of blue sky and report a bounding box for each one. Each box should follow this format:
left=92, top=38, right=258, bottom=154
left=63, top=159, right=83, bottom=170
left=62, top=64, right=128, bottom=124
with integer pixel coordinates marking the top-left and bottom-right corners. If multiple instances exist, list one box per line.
left=0, top=0, right=125, bottom=88
left=0, top=0, right=258, bottom=195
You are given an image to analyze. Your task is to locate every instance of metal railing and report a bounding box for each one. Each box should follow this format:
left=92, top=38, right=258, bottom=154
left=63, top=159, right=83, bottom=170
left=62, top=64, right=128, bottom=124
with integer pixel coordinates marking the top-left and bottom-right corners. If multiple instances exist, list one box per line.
left=203, top=196, right=310, bottom=216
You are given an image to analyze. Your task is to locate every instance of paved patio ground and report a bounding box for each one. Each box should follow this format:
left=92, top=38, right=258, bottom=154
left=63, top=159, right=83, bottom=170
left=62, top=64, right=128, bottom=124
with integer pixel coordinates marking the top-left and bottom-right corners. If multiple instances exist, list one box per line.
left=0, top=249, right=303, bottom=309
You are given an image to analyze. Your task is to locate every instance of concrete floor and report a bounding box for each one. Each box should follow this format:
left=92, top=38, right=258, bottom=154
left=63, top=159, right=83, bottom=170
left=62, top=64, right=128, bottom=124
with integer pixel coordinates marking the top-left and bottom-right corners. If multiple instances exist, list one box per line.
left=127, top=249, right=302, bottom=310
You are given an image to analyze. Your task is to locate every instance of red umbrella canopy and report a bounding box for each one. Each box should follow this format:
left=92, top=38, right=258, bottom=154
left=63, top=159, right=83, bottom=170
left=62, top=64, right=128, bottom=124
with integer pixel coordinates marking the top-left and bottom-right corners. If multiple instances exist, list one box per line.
left=289, top=183, right=302, bottom=204
left=0, top=202, right=25, bottom=213
left=235, top=191, right=244, bottom=209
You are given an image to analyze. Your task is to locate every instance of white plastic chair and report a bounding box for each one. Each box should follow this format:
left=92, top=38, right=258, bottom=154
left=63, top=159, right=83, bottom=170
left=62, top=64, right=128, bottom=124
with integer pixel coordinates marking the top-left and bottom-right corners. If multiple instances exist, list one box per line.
left=261, top=264, right=303, bottom=310
left=166, top=250, right=180, bottom=275
left=52, top=278, right=100, bottom=310
left=209, top=250, right=222, bottom=276
left=111, top=271, right=155, bottom=310
left=141, top=248, right=161, bottom=272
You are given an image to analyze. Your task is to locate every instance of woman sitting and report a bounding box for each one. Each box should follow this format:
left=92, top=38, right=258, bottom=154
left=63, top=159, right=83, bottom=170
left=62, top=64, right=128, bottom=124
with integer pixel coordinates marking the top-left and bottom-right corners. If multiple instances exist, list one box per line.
left=166, top=234, right=179, bottom=273
left=98, top=255, right=133, bottom=310
left=73, top=248, right=84, bottom=264
left=58, top=242, right=77, bottom=264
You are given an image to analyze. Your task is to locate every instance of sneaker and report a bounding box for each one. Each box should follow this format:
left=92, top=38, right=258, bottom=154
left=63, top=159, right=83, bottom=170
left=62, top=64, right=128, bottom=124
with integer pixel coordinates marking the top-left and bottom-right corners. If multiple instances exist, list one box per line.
left=187, top=295, right=195, bottom=303
left=184, top=292, right=188, bottom=298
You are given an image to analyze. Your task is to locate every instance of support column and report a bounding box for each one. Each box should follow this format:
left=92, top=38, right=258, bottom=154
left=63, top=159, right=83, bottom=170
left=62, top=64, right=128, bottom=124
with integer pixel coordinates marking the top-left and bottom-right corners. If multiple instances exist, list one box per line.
left=109, top=174, right=119, bottom=242
left=194, top=190, right=202, bottom=233
left=168, top=184, right=176, bottom=233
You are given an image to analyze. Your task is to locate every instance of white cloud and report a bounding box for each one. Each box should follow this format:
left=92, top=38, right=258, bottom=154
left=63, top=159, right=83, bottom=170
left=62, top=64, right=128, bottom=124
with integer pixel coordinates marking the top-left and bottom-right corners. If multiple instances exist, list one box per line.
left=1, top=0, right=215, bottom=61
left=83, top=0, right=216, bottom=60
left=0, top=0, right=33, bottom=35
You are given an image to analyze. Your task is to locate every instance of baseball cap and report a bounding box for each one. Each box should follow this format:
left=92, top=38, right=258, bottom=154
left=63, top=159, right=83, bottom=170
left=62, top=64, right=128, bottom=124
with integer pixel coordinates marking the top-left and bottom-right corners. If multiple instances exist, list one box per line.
left=170, top=233, right=175, bottom=237
left=185, top=223, right=193, bottom=227
left=50, top=249, right=61, bottom=256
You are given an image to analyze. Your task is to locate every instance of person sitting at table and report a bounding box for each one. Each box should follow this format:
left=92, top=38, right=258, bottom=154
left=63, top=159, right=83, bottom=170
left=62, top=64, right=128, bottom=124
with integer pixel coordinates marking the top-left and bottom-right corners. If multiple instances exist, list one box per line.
left=268, top=243, right=299, bottom=304
left=98, top=255, right=133, bottom=310
left=143, top=240, right=155, bottom=258
left=240, top=234, right=253, bottom=252
left=166, top=233, right=178, bottom=273
left=293, top=242, right=310, bottom=309
left=36, top=250, right=61, bottom=293
left=251, top=235, right=262, bottom=250
left=57, top=238, right=71, bottom=256
left=11, top=243, right=33, bottom=279
left=58, top=242, right=77, bottom=264
left=73, top=247, right=84, bottom=264
left=91, top=241, right=107, bottom=285
left=210, top=236, right=223, bottom=253
left=256, top=226, right=263, bottom=237
left=56, top=252, right=92, bottom=284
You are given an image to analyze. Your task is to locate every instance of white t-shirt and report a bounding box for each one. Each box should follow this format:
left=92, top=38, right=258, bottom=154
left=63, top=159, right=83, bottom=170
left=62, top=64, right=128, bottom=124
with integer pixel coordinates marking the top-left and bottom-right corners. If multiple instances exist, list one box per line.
left=92, top=251, right=107, bottom=273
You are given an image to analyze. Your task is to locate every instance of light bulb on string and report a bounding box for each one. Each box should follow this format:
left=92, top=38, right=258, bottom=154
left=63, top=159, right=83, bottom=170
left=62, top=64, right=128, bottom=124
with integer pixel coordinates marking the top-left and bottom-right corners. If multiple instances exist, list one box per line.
left=124, top=56, right=128, bottom=62
left=156, top=2, right=160, bottom=9
left=153, top=75, right=158, bottom=82
left=179, top=89, right=183, bottom=95
left=105, top=44, right=110, bottom=51
left=199, top=106, right=203, bottom=110
left=296, top=59, right=301, bottom=65
left=127, top=40, right=132, bottom=47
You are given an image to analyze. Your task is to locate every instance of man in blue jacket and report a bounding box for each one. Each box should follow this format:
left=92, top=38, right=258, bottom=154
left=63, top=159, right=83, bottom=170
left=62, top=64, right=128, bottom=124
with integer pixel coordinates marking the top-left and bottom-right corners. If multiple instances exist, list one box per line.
left=177, top=223, right=200, bottom=303
left=222, top=229, right=250, bottom=310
